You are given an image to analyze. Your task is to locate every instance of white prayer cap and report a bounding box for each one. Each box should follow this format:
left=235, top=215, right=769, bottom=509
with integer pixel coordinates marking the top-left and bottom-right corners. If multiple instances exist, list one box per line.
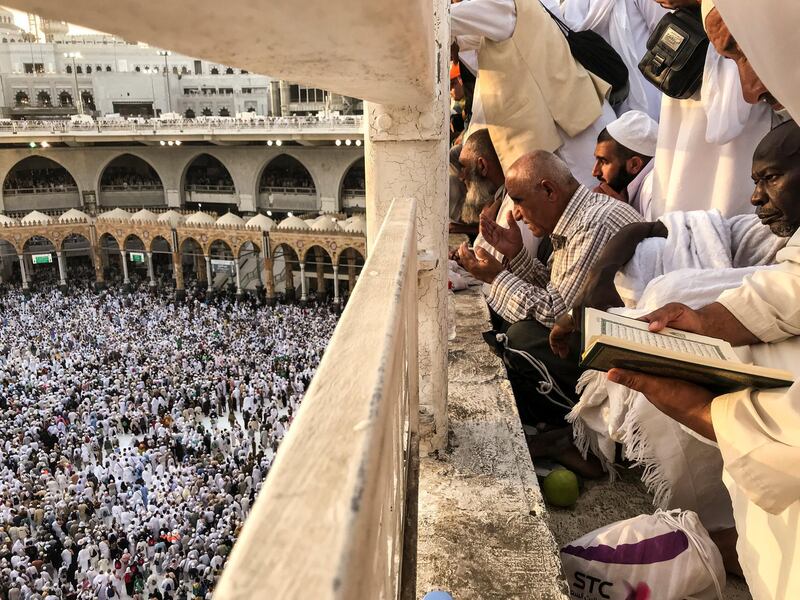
left=605, top=110, right=658, bottom=157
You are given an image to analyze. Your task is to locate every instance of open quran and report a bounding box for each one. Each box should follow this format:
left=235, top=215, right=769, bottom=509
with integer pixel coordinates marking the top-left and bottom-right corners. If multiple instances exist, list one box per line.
left=580, top=308, right=794, bottom=393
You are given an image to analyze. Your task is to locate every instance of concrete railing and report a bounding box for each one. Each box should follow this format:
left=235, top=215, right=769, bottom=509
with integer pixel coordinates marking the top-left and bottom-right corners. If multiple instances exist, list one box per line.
left=215, top=198, right=419, bottom=600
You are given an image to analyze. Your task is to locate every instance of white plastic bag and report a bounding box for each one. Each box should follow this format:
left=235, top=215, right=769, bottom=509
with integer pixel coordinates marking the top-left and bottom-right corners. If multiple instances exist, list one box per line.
left=560, top=509, right=725, bottom=600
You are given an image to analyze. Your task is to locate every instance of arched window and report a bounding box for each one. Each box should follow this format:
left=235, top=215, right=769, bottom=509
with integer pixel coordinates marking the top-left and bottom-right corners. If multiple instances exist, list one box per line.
left=76, top=66, right=82, bottom=74
left=59, top=91, right=73, bottom=107
left=210, top=67, right=219, bottom=75
left=135, top=66, right=141, bottom=72
left=65, top=65, right=72, bottom=74
left=181, top=66, right=188, bottom=74
left=225, top=67, right=234, bottom=74
left=184, top=108, right=196, bottom=119
left=201, top=107, right=212, bottom=116
left=219, top=107, right=230, bottom=117
left=96, top=65, right=102, bottom=73
left=37, top=91, right=52, bottom=107
left=86, top=66, right=92, bottom=74
left=14, top=91, right=29, bottom=106
left=81, top=91, right=95, bottom=111
left=172, top=66, right=178, bottom=75
left=105, top=65, right=112, bottom=72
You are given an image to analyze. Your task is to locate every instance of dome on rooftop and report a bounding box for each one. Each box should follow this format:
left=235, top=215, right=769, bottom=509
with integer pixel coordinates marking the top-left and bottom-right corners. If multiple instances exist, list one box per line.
left=185, top=211, right=217, bottom=226
left=311, top=215, right=341, bottom=232
left=216, top=212, right=245, bottom=226
left=131, top=209, right=158, bottom=223
left=21, top=210, right=54, bottom=225
left=157, top=210, right=186, bottom=227
left=343, top=215, right=366, bottom=233
left=277, top=216, right=310, bottom=230
left=97, top=208, right=132, bottom=221
left=58, top=208, right=90, bottom=223
left=246, top=214, right=276, bottom=231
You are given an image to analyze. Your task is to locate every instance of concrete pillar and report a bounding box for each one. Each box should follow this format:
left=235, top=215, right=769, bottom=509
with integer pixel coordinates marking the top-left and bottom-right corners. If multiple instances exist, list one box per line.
left=205, top=255, right=213, bottom=292
left=332, top=265, right=340, bottom=305
left=279, top=80, right=290, bottom=116
left=238, top=193, right=256, bottom=214
left=121, top=251, right=130, bottom=286
left=364, top=0, right=449, bottom=452
left=147, top=252, right=156, bottom=288
left=18, top=254, right=28, bottom=290
left=299, top=262, right=307, bottom=303
left=269, top=80, right=281, bottom=116
left=56, top=251, right=67, bottom=289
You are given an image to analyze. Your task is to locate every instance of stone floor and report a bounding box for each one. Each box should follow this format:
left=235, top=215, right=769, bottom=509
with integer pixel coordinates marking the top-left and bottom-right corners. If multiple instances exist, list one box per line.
left=415, top=288, right=569, bottom=599
left=415, top=287, right=753, bottom=600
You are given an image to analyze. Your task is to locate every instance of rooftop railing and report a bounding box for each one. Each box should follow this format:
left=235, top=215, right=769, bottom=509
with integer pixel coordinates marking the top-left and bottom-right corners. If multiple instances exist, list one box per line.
left=0, top=115, right=363, bottom=136
left=215, top=198, right=419, bottom=600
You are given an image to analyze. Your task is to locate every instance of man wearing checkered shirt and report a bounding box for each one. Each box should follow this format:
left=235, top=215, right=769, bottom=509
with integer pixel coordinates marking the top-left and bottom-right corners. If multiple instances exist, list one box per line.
left=458, top=150, right=641, bottom=430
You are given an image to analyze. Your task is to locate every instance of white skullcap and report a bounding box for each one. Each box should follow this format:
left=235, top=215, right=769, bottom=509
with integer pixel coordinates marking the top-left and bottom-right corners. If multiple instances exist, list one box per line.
left=605, top=110, right=659, bottom=157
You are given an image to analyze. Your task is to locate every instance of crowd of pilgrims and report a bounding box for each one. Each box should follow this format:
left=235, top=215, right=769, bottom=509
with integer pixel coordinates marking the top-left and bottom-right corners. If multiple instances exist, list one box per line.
left=0, top=277, right=339, bottom=599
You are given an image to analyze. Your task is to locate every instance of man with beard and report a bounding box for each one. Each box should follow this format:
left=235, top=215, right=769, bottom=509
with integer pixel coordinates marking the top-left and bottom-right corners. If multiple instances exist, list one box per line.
left=458, top=129, right=541, bottom=264
left=609, top=117, right=800, bottom=597
left=591, top=110, right=658, bottom=218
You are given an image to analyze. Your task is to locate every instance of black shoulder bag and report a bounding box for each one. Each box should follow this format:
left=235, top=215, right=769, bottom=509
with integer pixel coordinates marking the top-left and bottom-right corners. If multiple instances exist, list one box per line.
left=638, top=7, right=709, bottom=99
left=543, top=6, right=630, bottom=108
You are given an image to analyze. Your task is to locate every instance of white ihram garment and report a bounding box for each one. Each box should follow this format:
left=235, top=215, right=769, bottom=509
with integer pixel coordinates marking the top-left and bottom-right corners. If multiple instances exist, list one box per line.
left=651, top=45, right=773, bottom=219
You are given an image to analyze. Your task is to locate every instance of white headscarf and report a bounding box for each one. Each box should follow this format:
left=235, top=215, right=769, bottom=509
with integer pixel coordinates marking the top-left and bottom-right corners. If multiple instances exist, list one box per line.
left=714, top=0, right=800, bottom=122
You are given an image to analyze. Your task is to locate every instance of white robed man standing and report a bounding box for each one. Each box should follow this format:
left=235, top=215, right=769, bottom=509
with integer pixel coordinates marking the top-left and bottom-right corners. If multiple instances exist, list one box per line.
left=451, top=0, right=617, bottom=187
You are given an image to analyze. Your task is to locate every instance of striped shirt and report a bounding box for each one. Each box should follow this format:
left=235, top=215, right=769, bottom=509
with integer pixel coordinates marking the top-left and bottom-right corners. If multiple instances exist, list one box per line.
left=487, top=184, right=642, bottom=327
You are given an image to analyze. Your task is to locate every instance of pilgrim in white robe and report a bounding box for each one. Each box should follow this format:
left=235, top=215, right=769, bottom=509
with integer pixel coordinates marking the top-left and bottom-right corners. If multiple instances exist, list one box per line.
left=559, top=0, right=668, bottom=120
left=651, top=46, right=773, bottom=219
left=451, top=0, right=616, bottom=188
left=708, top=229, right=800, bottom=599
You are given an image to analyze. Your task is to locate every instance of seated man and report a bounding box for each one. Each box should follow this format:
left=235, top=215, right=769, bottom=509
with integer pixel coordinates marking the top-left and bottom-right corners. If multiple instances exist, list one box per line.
left=591, top=110, right=658, bottom=218
left=458, top=150, right=641, bottom=431
left=457, top=128, right=540, bottom=264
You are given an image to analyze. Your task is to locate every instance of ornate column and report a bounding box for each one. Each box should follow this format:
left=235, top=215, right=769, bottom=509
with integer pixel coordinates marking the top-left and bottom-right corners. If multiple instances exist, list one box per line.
left=364, top=0, right=449, bottom=452
left=173, top=250, right=185, bottom=299
left=18, top=254, right=28, bottom=291
left=196, top=253, right=207, bottom=283
left=264, top=255, right=276, bottom=304
left=56, top=251, right=67, bottom=290
left=314, top=247, right=326, bottom=299
left=332, top=265, right=340, bottom=305
left=299, top=262, right=308, bottom=303
left=205, top=255, right=213, bottom=293
left=234, top=257, right=243, bottom=297
left=347, top=255, right=356, bottom=291
left=147, top=252, right=157, bottom=288
left=284, top=259, right=295, bottom=300
left=121, top=250, right=130, bottom=286
left=93, top=246, right=105, bottom=289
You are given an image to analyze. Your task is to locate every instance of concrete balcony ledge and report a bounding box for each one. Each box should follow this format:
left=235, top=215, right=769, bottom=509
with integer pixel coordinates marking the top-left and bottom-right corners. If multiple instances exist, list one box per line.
left=415, top=288, right=569, bottom=600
